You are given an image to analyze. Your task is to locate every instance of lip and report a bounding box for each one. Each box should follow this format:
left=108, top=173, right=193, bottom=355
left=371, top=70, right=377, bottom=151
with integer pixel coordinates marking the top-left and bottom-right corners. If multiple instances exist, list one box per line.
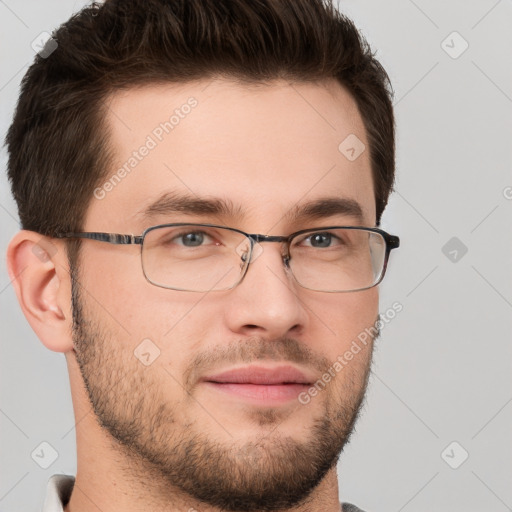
left=201, top=364, right=315, bottom=385
left=200, top=365, right=315, bottom=405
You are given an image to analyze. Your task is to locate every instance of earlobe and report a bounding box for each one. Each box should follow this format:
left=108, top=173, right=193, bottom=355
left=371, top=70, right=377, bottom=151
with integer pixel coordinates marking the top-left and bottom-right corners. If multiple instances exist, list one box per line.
left=6, top=230, right=74, bottom=353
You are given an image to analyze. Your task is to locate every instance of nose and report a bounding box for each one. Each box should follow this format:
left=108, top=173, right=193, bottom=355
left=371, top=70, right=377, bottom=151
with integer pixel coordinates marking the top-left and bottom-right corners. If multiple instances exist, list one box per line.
left=222, top=240, right=308, bottom=338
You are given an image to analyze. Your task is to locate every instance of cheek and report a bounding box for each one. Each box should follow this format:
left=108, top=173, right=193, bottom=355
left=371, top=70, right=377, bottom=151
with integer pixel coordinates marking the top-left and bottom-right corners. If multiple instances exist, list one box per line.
left=80, top=246, right=205, bottom=336
left=306, top=287, right=379, bottom=357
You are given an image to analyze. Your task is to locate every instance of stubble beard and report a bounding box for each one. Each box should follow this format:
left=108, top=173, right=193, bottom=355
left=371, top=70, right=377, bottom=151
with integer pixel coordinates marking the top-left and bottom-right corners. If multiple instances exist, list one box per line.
left=70, top=266, right=374, bottom=511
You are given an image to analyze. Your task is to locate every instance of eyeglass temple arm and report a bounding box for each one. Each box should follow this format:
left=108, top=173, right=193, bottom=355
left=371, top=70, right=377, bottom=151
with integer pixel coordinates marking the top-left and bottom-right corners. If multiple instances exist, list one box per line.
left=55, top=232, right=144, bottom=245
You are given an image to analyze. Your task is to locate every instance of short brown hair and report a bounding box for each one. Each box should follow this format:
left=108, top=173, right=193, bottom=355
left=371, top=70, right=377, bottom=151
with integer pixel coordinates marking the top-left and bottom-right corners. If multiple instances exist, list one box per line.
left=5, top=0, right=395, bottom=243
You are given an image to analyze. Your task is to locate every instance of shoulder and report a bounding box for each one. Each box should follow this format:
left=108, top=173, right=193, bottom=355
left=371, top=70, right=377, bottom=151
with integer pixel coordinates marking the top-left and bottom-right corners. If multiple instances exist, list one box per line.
left=341, top=503, right=368, bottom=512
left=42, top=474, right=75, bottom=512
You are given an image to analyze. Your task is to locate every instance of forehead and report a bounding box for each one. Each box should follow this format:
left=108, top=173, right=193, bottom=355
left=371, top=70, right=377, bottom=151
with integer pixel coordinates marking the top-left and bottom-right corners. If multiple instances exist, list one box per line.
left=87, top=78, right=375, bottom=232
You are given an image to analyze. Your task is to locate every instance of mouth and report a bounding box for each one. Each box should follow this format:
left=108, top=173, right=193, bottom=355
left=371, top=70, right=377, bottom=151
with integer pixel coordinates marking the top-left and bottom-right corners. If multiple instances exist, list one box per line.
left=200, top=365, right=314, bottom=405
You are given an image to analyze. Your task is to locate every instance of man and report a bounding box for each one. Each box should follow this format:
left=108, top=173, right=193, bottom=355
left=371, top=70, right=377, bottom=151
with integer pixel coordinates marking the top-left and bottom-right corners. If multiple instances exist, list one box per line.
left=5, top=0, right=399, bottom=511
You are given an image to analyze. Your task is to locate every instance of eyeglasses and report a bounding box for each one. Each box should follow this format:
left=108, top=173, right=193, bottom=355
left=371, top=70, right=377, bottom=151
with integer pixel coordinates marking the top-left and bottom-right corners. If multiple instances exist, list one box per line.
left=55, top=223, right=400, bottom=293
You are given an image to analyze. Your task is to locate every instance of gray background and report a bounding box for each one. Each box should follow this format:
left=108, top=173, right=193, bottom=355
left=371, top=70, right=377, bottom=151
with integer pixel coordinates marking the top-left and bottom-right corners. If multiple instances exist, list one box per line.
left=1, top=1, right=511, bottom=511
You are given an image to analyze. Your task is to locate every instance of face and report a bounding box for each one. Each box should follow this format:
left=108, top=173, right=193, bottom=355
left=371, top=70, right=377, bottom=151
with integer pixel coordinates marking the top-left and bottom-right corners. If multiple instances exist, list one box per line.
left=71, top=78, right=379, bottom=511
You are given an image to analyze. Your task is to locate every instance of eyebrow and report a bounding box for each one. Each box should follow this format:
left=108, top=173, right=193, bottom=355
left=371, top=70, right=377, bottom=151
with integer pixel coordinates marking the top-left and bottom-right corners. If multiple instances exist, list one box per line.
left=136, top=191, right=365, bottom=225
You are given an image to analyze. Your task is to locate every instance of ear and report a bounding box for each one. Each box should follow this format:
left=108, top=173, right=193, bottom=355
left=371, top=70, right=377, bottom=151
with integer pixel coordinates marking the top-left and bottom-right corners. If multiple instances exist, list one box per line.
left=6, top=230, right=74, bottom=353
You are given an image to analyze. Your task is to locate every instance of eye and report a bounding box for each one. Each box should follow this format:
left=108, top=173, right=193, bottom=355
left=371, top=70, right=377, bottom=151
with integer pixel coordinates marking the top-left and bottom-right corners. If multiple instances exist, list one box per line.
left=170, top=230, right=217, bottom=247
left=299, top=231, right=343, bottom=248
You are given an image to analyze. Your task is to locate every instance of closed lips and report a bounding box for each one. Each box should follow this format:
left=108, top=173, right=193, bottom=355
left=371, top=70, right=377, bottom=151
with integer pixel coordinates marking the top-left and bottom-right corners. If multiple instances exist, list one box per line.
left=202, top=365, right=313, bottom=385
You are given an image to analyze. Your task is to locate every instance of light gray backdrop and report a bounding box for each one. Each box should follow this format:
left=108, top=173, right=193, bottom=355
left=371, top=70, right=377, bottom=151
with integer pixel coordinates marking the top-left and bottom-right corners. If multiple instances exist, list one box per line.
left=1, top=1, right=511, bottom=511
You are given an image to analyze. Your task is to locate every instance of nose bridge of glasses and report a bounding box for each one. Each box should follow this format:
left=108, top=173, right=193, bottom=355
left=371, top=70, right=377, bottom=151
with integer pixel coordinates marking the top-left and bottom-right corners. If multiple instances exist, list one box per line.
left=246, top=234, right=291, bottom=264
left=251, top=234, right=288, bottom=243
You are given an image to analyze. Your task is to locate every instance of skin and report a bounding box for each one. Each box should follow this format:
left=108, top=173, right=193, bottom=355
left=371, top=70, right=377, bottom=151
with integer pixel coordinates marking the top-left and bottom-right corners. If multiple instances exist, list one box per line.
left=8, top=78, right=379, bottom=512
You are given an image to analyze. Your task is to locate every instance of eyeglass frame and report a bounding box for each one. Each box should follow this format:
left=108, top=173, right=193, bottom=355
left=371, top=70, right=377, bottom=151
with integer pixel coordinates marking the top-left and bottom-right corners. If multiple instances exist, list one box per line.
left=55, top=223, right=400, bottom=293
